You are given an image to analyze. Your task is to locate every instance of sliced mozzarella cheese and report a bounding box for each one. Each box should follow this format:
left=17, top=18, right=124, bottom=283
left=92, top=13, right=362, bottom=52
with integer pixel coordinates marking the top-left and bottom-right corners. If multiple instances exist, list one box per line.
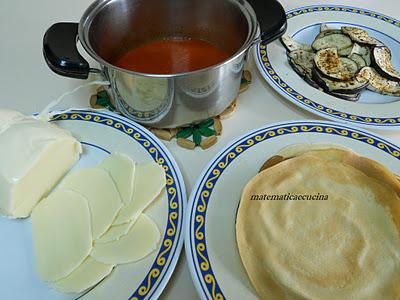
left=60, top=168, right=123, bottom=239
left=32, top=189, right=92, bottom=281
left=95, top=220, right=135, bottom=244
left=97, top=153, right=135, bottom=206
left=91, top=214, right=160, bottom=264
left=113, top=162, right=165, bottom=225
left=0, top=109, right=24, bottom=131
left=0, top=113, right=81, bottom=218
left=52, top=256, right=114, bottom=293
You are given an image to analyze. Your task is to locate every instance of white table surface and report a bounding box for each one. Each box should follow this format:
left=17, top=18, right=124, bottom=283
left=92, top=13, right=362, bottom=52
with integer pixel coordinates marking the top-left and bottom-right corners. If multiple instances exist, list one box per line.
left=1, top=0, right=399, bottom=299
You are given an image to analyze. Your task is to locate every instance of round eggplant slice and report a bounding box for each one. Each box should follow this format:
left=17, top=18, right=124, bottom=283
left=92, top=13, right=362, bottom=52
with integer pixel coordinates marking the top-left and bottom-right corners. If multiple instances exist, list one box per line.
left=362, top=67, right=400, bottom=96
left=349, top=54, right=367, bottom=69
left=350, top=43, right=371, bottom=66
left=371, top=46, right=400, bottom=82
left=315, top=29, right=343, bottom=39
left=338, top=45, right=353, bottom=57
left=341, top=26, right=383, bottom=46
left=314, top=48, right=357, bottom=81
left=312, top=33, right=353, bottom=51
left=311, top=68, right=370, bottom=94
left=281, top=34, right=313, bottom=52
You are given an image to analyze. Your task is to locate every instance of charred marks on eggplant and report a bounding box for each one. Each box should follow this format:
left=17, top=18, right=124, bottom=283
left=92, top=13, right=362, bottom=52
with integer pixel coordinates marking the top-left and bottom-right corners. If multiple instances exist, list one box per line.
left=288, top=51, right=321, bottom=89
left=311, top=67, right=370, bottom=94
left=283, top=23, right=400, bottom=101
left=341, top=26, right=383, bottom=46
left=362, top=67, right=400, bottom=96
left=371, top=46, right=400, bottom=82
left=314, top=48, right=358, bottom=81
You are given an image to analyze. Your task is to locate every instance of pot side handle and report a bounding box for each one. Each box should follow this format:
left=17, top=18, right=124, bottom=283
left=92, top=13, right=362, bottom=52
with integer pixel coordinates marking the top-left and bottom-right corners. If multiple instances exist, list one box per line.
left=246, top=0, right=287, bottom=44
left=43, top=23, right=90, bottom=79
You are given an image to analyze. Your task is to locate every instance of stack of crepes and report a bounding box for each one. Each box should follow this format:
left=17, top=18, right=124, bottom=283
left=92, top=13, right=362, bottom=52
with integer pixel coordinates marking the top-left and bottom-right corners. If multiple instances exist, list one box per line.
left=236, top=144, right=400, bottom=300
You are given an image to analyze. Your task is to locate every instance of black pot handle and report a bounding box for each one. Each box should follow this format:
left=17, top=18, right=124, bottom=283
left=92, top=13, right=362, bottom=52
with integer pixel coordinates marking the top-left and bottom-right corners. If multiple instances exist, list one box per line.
left=43, top=22, right=90, bottom=79
left=246, top=0, right=287, bottom=45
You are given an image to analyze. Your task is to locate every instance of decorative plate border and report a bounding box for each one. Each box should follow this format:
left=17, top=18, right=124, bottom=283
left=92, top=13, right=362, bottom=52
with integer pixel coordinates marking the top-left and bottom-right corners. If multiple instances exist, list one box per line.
left=186, top=120, right=400, bottom=300
left=255, top=5, right=400, bottom=128
left=50, top=109, right=186, bottom=300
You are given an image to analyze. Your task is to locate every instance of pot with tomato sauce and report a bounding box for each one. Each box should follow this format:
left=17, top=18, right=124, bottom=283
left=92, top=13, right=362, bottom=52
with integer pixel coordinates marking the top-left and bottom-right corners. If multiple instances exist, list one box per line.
left=43, top=0, right=286, bottom=127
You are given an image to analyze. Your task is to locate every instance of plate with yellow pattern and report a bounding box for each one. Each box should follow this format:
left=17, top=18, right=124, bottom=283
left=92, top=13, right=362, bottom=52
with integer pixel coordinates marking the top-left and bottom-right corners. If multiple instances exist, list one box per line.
left=185, top=120, right=400, bottom=299
left=0, top=109, right=185, bottom=299
left=254, top=5, right=400, bottom=130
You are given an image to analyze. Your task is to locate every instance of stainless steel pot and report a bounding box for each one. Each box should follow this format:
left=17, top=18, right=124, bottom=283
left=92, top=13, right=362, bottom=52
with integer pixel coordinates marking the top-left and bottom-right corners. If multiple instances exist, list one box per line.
left=43, top=0, right=286, bottom=127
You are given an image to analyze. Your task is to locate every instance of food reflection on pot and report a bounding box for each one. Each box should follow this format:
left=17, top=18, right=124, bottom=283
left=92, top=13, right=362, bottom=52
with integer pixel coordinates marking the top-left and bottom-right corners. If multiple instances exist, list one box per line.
left=43, top=0, right=287, bottom=127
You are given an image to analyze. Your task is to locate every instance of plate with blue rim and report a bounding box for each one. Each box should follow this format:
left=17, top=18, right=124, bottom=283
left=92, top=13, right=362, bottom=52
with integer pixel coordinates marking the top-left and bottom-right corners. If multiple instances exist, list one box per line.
left=254, top=5, right=400, bottom=130
left=0, top=109, right=186, bottom=300
left=185, top=120, right=400, bottom=299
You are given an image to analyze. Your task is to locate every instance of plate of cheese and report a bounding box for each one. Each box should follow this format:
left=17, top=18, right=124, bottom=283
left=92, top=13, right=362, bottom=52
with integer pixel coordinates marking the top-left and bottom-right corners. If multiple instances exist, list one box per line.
left=0, top=108, right=186, bottom=299
left=185, top=120, right=400, bottom=299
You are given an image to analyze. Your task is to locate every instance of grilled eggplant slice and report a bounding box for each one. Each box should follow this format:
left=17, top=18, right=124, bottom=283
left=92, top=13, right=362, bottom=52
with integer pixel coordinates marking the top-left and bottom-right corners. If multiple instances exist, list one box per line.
left=371, top=46, right=400, bottom=82
left=281, top=34, right=313, bottom=52
left=362, top=67, right=400, bottom=96
left=288, top=50, right=314, bottom=76
left=312, top=67, right=370, bottom=94
left=349, top=54, right=367, bottom=69
left=338, top=45, right=353, bottom=57
left=288, top=50, right=321, bottom=89
left=320, top=24, right=331, bottom=32
left=314, top=48, right=358, bottom=81
left=289, top=59, right=322, bottom=90
left=312, top=33, right=353, bottom=51
left=329, top=91, right=361, bottom=101
left=341, top=26, right=382, bottom=46
left=315, top=29, right=343, bottom=40
left=349, top=43, right=371, bottom=66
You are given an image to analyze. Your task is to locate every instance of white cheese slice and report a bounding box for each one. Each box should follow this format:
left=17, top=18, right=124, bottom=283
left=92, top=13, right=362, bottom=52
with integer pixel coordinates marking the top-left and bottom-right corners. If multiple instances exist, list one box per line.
left=32, top=189, right=92, bottom=282
left=0, top=109, right=24, bottom=131
left=95, top=220, right=135, bottom=244
left=98, top=153, right=135, bottom=206
left=52, top=256, right=114, bottom=293
left=60, top=168, right=123, bottom=239
left=91, top=214, right=160, bottom=264
left=113, top=163, right=165, bottom=225
left=0, top=114, right=81, bottom=218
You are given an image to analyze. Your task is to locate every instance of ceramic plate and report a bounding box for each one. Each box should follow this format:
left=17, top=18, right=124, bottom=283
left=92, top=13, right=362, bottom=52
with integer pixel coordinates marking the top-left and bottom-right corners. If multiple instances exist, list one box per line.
left=185, top=120, right=400, bottom=299
left=0, top=109, right=186, bottom=300
left=254, top=5, right=400, bottom=129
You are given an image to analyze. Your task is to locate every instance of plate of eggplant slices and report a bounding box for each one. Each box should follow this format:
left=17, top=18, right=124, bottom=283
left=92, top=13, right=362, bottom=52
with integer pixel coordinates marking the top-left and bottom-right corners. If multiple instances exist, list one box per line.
left=255, top=5, right=400, bottom=129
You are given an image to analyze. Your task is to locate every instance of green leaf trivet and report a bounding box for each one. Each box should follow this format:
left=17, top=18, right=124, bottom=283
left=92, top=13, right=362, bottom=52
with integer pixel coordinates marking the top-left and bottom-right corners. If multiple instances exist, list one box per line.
left=176, top=127, right=194, bottom=139
left=193, top=130, right=202, bottom=146
left=199, top=118, right=214, bottom=128
left=199, top=127, right=216, bottom=137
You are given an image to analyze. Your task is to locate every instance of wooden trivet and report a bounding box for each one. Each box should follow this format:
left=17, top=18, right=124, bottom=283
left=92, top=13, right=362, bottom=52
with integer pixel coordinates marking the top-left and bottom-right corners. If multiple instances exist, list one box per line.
left=90, top=70, right=252, bottom=150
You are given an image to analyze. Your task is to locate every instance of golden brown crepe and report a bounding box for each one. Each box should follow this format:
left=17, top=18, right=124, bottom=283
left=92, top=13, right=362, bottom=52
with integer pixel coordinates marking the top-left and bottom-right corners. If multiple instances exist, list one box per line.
left=236, top=146, right=400, bottom=300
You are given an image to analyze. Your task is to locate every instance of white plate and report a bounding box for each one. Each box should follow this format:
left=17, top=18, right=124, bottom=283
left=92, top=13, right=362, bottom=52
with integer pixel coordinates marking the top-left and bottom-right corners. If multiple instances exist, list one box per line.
left=185, top=120, right=400, bottom=299
left=0, top=109, right=186, bottom=300
left=254, top=5, right=400, bottom=130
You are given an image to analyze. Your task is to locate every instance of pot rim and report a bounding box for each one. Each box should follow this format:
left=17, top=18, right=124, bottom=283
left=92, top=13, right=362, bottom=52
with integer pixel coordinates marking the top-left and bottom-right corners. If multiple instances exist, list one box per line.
left=78, top=0, right=260, bottom=78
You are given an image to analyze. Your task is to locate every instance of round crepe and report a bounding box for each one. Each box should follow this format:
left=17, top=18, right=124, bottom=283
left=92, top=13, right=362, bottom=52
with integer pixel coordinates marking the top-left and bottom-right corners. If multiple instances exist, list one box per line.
left=236, top=147, right=400, bottom=299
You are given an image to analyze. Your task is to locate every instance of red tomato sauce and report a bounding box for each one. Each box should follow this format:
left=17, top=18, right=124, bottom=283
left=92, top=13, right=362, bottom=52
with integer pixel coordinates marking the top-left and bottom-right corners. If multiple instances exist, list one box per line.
left=113, top=38, right=230, bottom=74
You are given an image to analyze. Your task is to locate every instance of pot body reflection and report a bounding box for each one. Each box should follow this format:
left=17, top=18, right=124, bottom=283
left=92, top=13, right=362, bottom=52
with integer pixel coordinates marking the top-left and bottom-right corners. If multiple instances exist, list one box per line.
left=105, top=53, right=244, bottom=127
